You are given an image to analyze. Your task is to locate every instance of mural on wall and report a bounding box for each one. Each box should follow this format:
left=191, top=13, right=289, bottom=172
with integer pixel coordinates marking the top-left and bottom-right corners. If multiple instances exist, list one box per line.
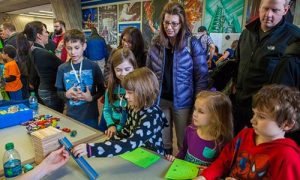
left=142, top=1, right=155, bottom=48
left=99, top=5, right=118, bottom=45
left=119, top=2, right=141, bottom=22
left=82, top=8, right=98, bottom=29
left=204, top=0, right=244, bottom=33
left=178, top=0, right=203, bottom=33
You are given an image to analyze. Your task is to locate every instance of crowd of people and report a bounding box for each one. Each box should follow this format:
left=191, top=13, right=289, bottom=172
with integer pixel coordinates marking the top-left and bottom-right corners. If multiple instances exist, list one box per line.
left=1, top=0, right=300, bottom=179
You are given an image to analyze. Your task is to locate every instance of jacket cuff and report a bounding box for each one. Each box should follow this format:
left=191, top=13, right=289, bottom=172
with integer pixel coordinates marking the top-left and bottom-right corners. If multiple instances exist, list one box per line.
left=87, top=144, right=92, bottom=157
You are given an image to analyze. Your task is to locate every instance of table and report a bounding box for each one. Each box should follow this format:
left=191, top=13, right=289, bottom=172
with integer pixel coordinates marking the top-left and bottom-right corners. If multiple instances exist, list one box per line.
left=43, top=136, right=172, bottom=180
left=0, top=104, right=103, bottom=176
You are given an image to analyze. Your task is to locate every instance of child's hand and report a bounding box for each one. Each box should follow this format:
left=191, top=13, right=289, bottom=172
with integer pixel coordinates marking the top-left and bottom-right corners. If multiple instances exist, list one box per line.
left=193, top=176, right=206, bottom=180
left=77, top=86, right=93, bottom=102
left=197, top=165, right=207, bottom=174
left=71, top=143, right=87, bottom=157
left=165, top=154, right=175, bottom=162
left=66, top=85, right=79, bottom=101
left=225, top=177, right=237, bottom=180
left=105, top=126, right=116, bottom=139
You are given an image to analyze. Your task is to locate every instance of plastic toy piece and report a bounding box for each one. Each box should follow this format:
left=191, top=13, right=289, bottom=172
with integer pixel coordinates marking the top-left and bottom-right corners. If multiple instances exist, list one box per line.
left=23, top=164, right=34, bottom=173
left=62, top=128, right=71, bottom=133
left=59, top=137, right=99, bottom=179
left=70, top=130, right=77, bottom=137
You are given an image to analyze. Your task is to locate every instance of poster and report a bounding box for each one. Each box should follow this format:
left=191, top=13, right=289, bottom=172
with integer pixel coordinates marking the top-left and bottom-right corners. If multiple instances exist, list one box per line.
left=99, top=5, right=118, bottom=45
left=179, top=0, right=203, bottom=33
left=118, top=2, right=141, bottom=22
left=204, top=0, right=244, bottom=33
left=82, top=8, right=98, bottom=29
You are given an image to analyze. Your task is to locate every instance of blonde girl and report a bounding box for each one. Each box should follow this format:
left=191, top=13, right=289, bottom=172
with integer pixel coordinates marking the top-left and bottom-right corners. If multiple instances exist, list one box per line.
left=73, top=67, right=168, bottom=157
left=166, top=91, right=233, bottom=166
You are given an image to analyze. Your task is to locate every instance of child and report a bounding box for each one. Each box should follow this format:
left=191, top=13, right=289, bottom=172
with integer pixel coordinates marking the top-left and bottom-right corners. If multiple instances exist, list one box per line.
left=166, top=91, right=233, bottom=166
left=197, top=85, right=300, bottom=180
left=2, top=45, right=23, bottom=100
left=103, top=48, right=137, bottom=138
left=55, top=29, right=105, bottom=128
left=72, top=67, right=168, bottom=157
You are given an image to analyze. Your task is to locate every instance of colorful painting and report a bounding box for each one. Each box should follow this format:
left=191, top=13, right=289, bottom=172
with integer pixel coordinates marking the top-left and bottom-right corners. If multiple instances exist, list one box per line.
left=82, top=8, right=98, bottom=29
left=204, top=0, right=244, bottom=33
left=99, top=5, right=118, bottom=45
left=179, top=0, right=203, bottom=33
left=118, top=2, right=141, bottom=22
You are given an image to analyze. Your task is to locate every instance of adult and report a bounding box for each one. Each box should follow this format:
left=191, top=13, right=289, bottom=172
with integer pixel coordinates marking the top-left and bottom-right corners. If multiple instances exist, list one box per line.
left=233, top=0, right=300, bottom=134
left=16, top=147, right=69, bottom=180
left=271, top=40, right=300, bottom=145
left=85, top=27, right=108, bottom=73
left=215, top=40, right=238, bottom=65
left=104, top=27, right=147, bottom=82
left=0, top=22, right=18, bottom=48
left=147, top=2, right=208, bottom=154
left=197, top=26, right=216, bottom=68
left=17, top=21, right=64, bottom=113
left=53, top=20, right=68, bottom=62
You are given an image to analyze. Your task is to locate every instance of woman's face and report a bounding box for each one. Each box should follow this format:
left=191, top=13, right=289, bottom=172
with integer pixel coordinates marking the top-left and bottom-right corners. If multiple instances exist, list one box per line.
left=163, top=13, right=181, bottom=39
left=121, top=34, right=132, bottom=49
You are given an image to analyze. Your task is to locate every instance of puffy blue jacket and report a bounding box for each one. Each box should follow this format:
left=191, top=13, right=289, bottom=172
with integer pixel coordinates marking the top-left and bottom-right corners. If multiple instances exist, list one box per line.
left=147, top=35, right=208, bottom=110
left=85, top=36, right=108, bottom=61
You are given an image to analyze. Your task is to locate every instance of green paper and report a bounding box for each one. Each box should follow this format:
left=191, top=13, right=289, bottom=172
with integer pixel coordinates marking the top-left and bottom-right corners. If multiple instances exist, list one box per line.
left=165, top=159, right=199, bottom=179
left=120, top=147, right=160, bottom=168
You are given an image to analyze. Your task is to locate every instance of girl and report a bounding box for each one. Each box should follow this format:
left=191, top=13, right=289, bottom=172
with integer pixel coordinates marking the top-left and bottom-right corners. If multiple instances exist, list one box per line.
left=103, top=48, right=137, bottom=138
left=166, top=91, right=233, bottom=167
left=72, top=67, right=168, bottom=157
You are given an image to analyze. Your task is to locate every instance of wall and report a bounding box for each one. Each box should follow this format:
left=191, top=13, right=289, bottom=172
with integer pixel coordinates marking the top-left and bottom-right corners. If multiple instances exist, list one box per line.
left=0, top=13, right=54, bottom=32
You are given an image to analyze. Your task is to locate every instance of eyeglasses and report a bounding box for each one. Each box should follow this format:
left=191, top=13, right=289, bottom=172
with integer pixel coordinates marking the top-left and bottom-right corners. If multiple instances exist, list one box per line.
left=163, top=21, right=181, bottom=28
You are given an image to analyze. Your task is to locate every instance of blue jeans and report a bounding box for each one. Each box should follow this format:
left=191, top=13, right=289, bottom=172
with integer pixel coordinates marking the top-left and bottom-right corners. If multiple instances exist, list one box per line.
left=38, top=89, right=64, bottom=113
left=9, top=89, right=23, bottom=100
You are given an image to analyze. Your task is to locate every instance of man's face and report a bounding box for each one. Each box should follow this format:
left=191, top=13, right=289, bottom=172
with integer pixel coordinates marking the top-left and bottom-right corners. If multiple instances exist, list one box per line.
left=54, top=22, right=63, bottom=35
left=259, top=0, right=289, bottom=31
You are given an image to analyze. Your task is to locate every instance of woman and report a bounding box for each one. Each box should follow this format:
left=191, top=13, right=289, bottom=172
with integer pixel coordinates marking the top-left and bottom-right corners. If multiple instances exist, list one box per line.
left=103, top=27, right=146, bottom=82
left=17, top=21, right=64, bottom=113
left=146, top=2, right=208, bottom=154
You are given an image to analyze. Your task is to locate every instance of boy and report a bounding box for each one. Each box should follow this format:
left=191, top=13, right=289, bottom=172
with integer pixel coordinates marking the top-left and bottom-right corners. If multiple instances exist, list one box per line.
left=2, top=45, right=23, bottom=100
left=55, top=29, right=105, bottom=128
left=197, top=84, right=300, bottom=180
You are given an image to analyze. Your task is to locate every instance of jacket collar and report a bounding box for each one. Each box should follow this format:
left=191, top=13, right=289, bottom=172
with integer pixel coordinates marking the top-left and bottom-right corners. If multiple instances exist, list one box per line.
left=245, top=16, right=286, bottom=34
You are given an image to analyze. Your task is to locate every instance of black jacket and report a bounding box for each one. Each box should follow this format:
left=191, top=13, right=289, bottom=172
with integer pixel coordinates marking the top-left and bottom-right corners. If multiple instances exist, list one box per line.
left=271, top=41, right=300, bottom=89
left=235, top=17, right=300, bottom=105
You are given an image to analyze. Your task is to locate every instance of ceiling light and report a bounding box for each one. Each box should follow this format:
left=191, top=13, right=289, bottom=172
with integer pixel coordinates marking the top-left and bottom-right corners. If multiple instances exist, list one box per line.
left=20, top=14, right=54, bottom=19
left=39, top=10, right=53, bottom=14
left=29, top=12, right=53, bottom=16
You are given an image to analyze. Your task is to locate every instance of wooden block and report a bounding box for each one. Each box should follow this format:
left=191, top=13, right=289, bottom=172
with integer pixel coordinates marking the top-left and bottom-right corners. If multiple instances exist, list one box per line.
left=31, top=126, right=64, bottom=164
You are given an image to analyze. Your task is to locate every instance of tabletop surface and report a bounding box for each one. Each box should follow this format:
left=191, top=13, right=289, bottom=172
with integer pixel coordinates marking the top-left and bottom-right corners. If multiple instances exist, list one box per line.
left=0, top=104, right=103, bottom=176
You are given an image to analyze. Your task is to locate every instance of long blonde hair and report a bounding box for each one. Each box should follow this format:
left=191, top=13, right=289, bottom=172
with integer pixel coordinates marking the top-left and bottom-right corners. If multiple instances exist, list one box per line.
left=196, top=91, right=233, bottom=144
left=121, top=67, right=159, bottom=110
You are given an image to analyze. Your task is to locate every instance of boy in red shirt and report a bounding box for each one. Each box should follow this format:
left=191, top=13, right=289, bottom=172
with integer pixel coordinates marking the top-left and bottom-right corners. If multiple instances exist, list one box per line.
left=197, top=84, right=300, bottom=180
left=2, top=45, right=23, bottom=100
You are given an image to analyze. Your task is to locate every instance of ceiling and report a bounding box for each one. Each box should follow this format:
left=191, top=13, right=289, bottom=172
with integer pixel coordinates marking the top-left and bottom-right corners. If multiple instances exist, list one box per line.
left=0, top=0, right=50, bottom=13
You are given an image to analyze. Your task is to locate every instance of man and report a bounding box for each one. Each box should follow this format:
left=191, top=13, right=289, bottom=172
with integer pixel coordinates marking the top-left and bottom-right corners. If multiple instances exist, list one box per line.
left=197, top=26, right=216, bottom=68
left=233, top=0, right=300, bottom=134
left=53, top=20, right=67, bottom=62
left=1, top=22, right=18, bottom=48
